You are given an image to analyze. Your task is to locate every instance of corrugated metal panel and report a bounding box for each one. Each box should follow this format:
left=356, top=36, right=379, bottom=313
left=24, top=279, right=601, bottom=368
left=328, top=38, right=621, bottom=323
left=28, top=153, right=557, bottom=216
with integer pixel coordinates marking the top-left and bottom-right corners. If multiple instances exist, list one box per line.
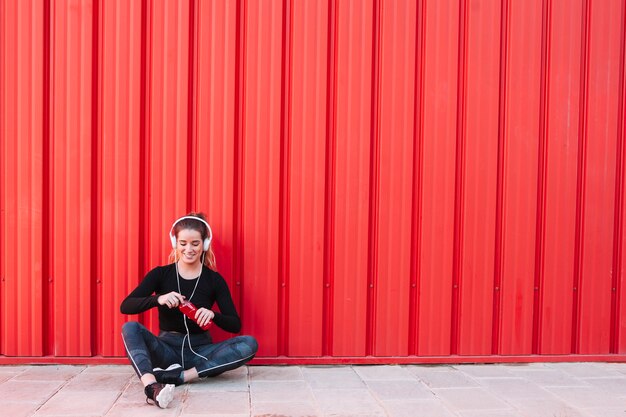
left=611, top=38, right=626, bottom=354
left=496, top=0, right=542, bottom=355
left=50, top=0, right=95, bottom=356
left=576, top=0, right=622, bottom=354
left=374, top=0, right=416, bottom=357
left=417, top=0, right=458, bottom=357
left=98, top=0, right=142, bottom=357
left=455, top=0, right=501, bottom=356
left=194, top=0, right=239, bottom=344
left=1, top=0, right=626, bottom=362
left=240, top=0, right=283, bottom=358
left=331, top=0, right=372, bottom=357
left=0, top=0, right=45, bottom=356
left=287, top=0, right=327, bottom=357
left=144, top=0, right=192, bottom=334
left=539, top=0, right=582, bottom=355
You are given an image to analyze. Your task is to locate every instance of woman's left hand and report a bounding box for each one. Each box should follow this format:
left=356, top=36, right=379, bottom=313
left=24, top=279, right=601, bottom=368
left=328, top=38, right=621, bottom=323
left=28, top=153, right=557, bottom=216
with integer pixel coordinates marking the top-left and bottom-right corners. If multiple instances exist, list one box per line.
left=195, top=308, right=215, bottom=328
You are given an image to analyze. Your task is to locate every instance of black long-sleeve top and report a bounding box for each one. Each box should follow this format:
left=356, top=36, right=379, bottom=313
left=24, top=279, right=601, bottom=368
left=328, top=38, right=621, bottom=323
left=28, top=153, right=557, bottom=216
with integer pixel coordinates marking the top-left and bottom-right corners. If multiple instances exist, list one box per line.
left=120, top=264, right=241, bottom=334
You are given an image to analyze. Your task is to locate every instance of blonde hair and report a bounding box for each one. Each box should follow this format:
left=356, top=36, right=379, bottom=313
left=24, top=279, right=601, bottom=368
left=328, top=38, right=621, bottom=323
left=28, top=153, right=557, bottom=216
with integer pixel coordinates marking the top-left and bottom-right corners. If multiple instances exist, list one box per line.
left=168, top=212, right=217, bottom=271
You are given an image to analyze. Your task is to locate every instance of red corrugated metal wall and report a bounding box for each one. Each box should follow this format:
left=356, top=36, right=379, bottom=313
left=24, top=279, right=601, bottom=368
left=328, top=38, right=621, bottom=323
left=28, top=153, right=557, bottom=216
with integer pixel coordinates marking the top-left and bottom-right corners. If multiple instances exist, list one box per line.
left=1, top=0, right=626, bottom=362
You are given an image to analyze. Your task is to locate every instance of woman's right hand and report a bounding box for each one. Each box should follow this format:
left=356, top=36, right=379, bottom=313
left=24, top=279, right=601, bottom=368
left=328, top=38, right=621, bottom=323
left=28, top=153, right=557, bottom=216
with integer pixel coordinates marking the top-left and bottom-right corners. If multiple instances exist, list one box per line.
left=158, top=291, right=185, bottom=308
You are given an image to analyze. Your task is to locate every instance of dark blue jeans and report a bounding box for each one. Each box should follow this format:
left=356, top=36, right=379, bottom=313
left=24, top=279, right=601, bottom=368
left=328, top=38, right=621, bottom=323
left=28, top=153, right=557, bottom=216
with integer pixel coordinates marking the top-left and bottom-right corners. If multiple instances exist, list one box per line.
left=121, top=321, right=258, bottom=379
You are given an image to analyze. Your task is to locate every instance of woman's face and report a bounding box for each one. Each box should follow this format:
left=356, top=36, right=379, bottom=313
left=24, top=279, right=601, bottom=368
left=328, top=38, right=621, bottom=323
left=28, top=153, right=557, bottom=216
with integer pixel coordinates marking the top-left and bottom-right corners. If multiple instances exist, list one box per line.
left=176, top=228, right=204, bottom=265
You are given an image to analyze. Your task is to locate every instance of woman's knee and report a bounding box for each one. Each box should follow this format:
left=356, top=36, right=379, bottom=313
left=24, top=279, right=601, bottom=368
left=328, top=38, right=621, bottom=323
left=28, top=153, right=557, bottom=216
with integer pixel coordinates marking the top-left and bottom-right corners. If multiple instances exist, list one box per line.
left=121, top=321, right=145, bottom=338
left=238, top=335, right=258, bottom=357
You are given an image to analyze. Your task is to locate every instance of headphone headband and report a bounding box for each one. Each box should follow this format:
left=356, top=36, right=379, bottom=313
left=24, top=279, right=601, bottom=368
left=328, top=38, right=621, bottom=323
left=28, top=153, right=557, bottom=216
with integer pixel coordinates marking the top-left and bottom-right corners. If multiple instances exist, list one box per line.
left=169, top=215, right=213, bottom=251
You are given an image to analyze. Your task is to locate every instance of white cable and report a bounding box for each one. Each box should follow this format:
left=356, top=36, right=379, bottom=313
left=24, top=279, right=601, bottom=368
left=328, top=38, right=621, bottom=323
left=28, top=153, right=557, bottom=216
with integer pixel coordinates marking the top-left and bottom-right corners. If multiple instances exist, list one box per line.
left=175, top=256, right=209, bottom=363
left=182, top=315, right=208, bottom=362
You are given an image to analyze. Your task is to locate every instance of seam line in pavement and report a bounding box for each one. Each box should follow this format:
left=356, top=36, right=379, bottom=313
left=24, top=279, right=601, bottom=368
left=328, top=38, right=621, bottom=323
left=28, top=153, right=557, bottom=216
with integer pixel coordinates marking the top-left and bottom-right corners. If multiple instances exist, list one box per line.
left=31, top=366, right=87, bottom=415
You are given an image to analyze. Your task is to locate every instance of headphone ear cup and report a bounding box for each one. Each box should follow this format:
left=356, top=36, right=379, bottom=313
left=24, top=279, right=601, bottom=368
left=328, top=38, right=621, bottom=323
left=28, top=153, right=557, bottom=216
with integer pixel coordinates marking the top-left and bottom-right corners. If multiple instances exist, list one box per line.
left=203, top=238, right=210, bottom=252
left=170, top=234, right=177, bottom=249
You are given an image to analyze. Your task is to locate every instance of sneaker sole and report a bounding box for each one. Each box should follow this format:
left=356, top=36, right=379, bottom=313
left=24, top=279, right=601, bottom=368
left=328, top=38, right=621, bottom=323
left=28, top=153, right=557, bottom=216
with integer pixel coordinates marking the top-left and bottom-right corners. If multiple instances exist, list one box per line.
left=155, top=384, right=174, bottom=409
left=153, top=363, right=183, bottom=372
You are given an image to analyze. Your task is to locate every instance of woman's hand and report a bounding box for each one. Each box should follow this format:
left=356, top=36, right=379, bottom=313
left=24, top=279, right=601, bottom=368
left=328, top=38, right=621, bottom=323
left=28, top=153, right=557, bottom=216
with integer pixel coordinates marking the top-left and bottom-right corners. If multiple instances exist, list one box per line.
left=158, top=291, right=185, bottom=308
left=195, top=308, right=215, bottom=328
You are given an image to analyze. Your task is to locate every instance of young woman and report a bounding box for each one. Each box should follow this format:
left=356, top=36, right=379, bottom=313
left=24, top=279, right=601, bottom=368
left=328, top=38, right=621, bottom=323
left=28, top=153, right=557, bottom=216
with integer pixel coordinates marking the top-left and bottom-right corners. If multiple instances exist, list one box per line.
left=120, top=213, right=258, bottom=408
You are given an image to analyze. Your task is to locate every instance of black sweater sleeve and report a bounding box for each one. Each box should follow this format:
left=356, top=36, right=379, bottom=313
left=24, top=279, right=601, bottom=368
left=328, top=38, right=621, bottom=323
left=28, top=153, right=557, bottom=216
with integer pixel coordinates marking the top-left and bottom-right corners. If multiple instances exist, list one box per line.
left=211, top=274, right=242, bottom=333
left=120, top=267, right=162, bottom=314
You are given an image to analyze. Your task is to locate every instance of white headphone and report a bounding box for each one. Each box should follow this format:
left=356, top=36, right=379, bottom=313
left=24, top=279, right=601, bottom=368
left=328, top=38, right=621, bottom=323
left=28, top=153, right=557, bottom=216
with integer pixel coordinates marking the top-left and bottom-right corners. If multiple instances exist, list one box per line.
left=169, top=216, right=213, bottom=251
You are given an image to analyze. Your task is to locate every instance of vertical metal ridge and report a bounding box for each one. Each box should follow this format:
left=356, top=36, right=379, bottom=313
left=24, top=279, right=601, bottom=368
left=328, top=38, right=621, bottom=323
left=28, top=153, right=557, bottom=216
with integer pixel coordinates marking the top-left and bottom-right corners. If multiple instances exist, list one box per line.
left=372, top=0, right=416, bottom=356
left=278, top=0, right=293, bottom=356
left=409, top=0, right=426, bottom=356
left=0, top=0, right=8, bottom=354
left=239, top=0, right=283, bottom=355
left=187, top=0, right=197, bottom=211
left=534, top=0, right=552, bottom=355
left=2, top=0, right=47, bottom=354
left=0, top=0, right=3, bottom=137
left=99, top=0, right=143, bottom=355
left=50, top=0, right=95, bottom=356
left=330, top=0, right=372, bottom=357
left=0, top=0, right=4, bottom=355
left=48, top=0, right=57, bottom=354
left=90, top=0, right=101, bottom=355
left=572, top=0, right=591, bottom=354
left=42, top=0, right=53, bottom=356
left=451, top=0, right=468, bottom=356
left=322, top=0, right=338, bottom=357
left=233, top=0, right=246, bottom=323
left=366, top=0, right=382, bottom=356
left=492, top=0, right=511, bottom=355
left=285, top=0, right=328, bottom=355
left=139, top=0, right=151, bottom=329
left=610, top=0, right=626, bottom=354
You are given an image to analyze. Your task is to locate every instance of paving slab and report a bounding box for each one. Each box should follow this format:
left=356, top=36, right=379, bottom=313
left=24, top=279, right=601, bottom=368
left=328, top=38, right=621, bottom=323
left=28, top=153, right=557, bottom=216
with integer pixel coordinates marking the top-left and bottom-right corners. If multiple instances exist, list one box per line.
left=403, top=364, right=456, bottom=376
left=476, top=377, right=555, bottom=400
left=312, top=387, right=387, bottom=416
left=0, top=379, right=65, bottom=403
left=381, top=399, right=457, bottom=417
left=302, top=366, right=366, bottom=389
left=182, top=390, right=250, bottom=415
left=431, top=387, right=513, bottom=412
left=33, top=389, right=120, bottom=416
left=116, top=380, right=151, bottom=404
left=409, top=367, right=480, bottom=388
left=353, top=365, right=415, bottom=380
left=512, top=397, right=590, bottom=417
left=365, top=379, right=434, bottom=401
left=453, top=364, right=515, bottom=378
left=503, top=367, right=591, bottom=387
left=579, top=375, right=626, bottom=396
left=582, top=408, right=626, bottom=417
left=62, top=372, right=132, bottom=392
left=0, top=362, right=624, bottom=416
left=104, top=401, right=181, bottom=417
left=13, top=365, right=85, bottom=381
left=250, top=380, right=314, bottom=403
left=249, top=365, right=304, bottom=381
left=251, top=401, right=320, bottom=417
left=543, top=385, right=626, bottom=409
left=546, top=362, right=625, bottom=378
left=1, top=401, right=42, bottom=417
left=457, top=410, right=524, bottom=417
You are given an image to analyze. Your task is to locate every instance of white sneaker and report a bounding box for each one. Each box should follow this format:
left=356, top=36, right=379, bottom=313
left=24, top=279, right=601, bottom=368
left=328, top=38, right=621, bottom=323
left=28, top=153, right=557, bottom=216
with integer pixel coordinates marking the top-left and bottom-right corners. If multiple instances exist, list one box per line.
left=145, top=383, right=174, bottom=408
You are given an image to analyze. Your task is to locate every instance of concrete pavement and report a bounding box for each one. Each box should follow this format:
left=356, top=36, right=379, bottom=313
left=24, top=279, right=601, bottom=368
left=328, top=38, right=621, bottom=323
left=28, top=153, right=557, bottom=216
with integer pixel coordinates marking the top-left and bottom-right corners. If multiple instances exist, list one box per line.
left=0, top=362, right=625, bottom=416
